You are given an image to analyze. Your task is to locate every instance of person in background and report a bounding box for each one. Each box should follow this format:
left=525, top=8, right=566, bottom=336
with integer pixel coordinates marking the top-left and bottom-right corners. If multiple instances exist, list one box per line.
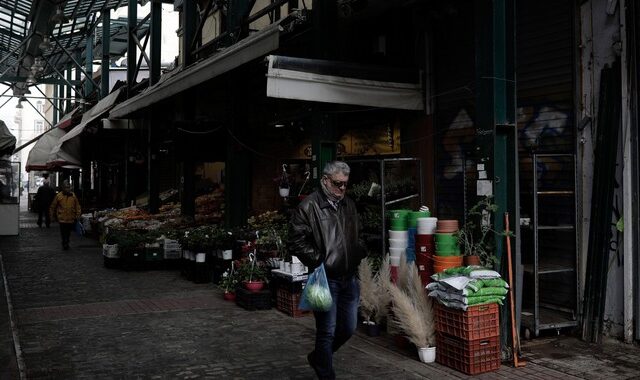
left=289, top=161, right=367, bottom=380
left=35, top=179, right=56, bottom=228
left=49, top=180, right=81, bottom=250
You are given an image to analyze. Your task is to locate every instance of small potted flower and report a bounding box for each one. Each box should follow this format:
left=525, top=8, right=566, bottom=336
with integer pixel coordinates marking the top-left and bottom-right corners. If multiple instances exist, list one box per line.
left=220, top=264, right=239, bottom=301
left=277, top=164, right=290, bottom=197
left=237, top=254, right=268, bottom=292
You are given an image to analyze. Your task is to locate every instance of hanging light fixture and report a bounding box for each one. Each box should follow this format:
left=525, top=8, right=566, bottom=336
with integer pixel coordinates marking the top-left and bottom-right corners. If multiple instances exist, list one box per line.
left=15, top=97, right=26, bottom=109
left=38, top=35, right=52, bottom=51
left=26, top=72, right=37, bottom=84
left=50, top=7, right=69, bottom=25
left=31, top=56, right=45, bottom=73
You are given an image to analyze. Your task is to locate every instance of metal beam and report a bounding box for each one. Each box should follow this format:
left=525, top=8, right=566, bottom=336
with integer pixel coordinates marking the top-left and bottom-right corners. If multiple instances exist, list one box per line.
left=182, top=0, right=197, bottom=67
left=149, top=0, right=162, bottom=85
left=24, top=98, right=54, bottom=128
left=102, top=9, right=111, bottom=97
left=32, top=85, right=63, bottom=115
left=0, top=76, right=81, bottom=85
left=49, top=33, right=100, bottom=91
left=41, top=55, right=85, bottom=98
left=84, top=32, right=94, bottom=98
left=127, top=0, right=137, bottom=93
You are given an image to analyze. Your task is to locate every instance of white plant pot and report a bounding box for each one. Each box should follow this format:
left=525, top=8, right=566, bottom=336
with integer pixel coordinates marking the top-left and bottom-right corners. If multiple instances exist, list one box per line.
left=418, top=347, right=436, bottom=363
left=222, top=249, right=233, bottom=260
left=279, top=187, right=290, bottom=197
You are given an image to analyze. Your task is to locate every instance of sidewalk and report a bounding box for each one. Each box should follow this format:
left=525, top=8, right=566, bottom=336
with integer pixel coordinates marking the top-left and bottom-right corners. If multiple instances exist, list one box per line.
left=0, top=206, right=639, bottom=379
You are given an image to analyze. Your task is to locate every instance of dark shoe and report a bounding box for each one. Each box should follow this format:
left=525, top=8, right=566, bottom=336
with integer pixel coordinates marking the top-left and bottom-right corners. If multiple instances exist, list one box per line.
left=307, top=352, right=321, bottom=378
left=307, top=352, right=335, bottom=380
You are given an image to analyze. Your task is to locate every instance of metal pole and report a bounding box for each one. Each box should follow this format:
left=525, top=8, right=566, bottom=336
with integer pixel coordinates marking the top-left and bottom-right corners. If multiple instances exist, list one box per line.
left=127, top=0, right=137, bottom=93
left=150, top=1, right=162, bottom=86
left=32, top=84, right=63, bottom=115
left=101, top=9, right=111, bottom=97
left=24, top=99, right=54, bottom=128
left=84, top=32, right=94, bottom=98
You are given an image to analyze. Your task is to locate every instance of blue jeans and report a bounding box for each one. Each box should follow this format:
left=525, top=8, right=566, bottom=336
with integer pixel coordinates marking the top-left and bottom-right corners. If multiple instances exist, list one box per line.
left=312, top=276, right=359, bottom=379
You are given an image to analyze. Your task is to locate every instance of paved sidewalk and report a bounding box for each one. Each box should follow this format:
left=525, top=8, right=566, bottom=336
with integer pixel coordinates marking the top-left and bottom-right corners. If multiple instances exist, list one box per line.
left=0, top=208, right=639, bottom=379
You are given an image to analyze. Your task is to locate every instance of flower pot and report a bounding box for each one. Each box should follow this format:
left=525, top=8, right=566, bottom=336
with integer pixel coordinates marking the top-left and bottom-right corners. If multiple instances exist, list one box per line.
left=464, top=255, right=481, bottom=266
left=365, top=322, right=381, bottom=337
left=223, top=291, right=236, bottom=301
left=279, top=187, right=290, bottom=197
left=418, top=346, right=436, bottom=363
left=243, top=280, right=265, bottom=292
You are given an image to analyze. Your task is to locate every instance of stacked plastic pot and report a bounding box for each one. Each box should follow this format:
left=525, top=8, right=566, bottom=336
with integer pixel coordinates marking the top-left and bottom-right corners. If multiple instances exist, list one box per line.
left=433, top=219, right=462, bottom=273
left=388, top=209, right=410, bottom=281
left=414, top=216, right=437, bottom=286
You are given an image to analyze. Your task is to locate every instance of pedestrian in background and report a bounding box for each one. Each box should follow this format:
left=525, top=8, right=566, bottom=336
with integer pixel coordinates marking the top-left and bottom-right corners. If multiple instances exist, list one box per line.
left=49, top=180, right=81, bottom=250
left=289, top=161, right=367, bottom=380
left=35, top=179, right=55, bottom=228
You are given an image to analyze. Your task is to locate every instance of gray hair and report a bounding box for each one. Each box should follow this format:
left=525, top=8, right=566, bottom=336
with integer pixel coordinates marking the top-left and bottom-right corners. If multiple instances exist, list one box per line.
left=323, top=161, right=350, bottom=177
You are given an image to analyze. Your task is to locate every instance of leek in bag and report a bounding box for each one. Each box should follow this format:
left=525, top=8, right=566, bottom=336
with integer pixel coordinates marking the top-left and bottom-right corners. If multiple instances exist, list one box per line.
left=299, top=263, right=333, bottom=312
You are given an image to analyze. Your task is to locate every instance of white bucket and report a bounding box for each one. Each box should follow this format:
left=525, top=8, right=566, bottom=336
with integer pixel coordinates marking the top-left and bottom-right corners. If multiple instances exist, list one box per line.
left=389, top=256, right=401, bottom=267
left=279, top=187, right=290, bottom=197
left=418, top=347, right=436, bottom=363
left=222, top=250, right=233, bottom=260
left=388, top=238, right=408, bottom=248
left=196, top=253, right=206, bottom=263
left=389, top=247, right=405, bottom=257
left=388, top=230, right=408, bottom=240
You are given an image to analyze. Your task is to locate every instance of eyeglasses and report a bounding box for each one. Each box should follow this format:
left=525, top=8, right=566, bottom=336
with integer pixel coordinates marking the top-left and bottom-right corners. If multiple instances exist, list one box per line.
left=328, top=178, right=348, bottom=189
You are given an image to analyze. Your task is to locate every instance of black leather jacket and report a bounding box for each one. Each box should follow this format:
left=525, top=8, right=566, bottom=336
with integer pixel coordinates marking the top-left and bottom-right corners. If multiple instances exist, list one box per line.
left=289, top=190, right=366, bottom=279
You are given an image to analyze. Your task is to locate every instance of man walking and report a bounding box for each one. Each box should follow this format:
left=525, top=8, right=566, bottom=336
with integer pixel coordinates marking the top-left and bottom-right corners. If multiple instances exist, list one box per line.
left=35, top=179, right=55, bottom=228
left=289, top=161, right=366, bottom=380
left=49, top=181, right=81, bottom=250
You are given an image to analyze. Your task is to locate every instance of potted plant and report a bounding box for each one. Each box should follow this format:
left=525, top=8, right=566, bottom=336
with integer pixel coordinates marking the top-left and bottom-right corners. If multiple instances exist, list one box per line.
left=220, top=263, right=239, bottom=301
left=358, top=256, right=391, bottom=336
left=455, top=195, right=501, bottom=267
left=248, top=210, right=289, bottom=261
left=277, top=164, right=290, bottom=197
left=386, top=255, right=436, bottom=363
left=237, top=254, right=268, bottom=292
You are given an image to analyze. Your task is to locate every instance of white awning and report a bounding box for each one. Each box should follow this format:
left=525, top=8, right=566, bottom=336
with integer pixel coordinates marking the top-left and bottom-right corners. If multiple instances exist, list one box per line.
left=47, top=88, right=124, bottom=169
left=0, top=120, right=16, bottom=156
left=110, top=22, right=282, bottom=118
left=266, top=55, right=424, bottom=111
left=26, top=128, right=66, bottom=171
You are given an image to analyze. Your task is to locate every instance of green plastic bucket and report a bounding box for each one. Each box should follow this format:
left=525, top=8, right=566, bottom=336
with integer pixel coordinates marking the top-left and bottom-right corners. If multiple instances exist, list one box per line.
left=389, top=219, right=408, bottom=231
left=388, top=209, right=411, bottom=220
left=435, top=233, right=457, bottom=245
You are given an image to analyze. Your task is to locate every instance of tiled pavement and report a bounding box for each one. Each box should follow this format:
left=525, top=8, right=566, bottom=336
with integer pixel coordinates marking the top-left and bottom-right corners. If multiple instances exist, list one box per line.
left=0, top=206, right=639, bottom=379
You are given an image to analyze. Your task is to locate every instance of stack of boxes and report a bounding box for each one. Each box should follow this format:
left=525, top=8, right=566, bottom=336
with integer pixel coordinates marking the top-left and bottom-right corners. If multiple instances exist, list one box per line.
left=434, top=303, right=501, bottom=375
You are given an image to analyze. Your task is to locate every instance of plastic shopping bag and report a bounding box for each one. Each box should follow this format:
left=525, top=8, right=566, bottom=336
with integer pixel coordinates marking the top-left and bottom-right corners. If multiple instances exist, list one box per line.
left=74, top=220, right=85, bottom=236
left=299, top=263, right=333, bottom=312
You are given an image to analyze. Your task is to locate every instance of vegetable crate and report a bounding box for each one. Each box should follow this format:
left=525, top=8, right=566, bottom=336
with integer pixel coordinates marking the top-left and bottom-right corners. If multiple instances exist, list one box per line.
left=435, top=333, right=501, bottom=375
left=276, top=288, right=310, bottom=318
left=235, top=287, right=271, bottom=311
left=434, top=303, right=499, bottom=341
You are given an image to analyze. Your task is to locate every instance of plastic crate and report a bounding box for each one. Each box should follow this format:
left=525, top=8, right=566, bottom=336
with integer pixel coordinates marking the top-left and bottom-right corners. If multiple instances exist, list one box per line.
left=271, top=276, right=306, bottom=293
left=435, top=303, right=499, bottom=340
left=436, top=333, right=501, bottom=375
left=235, top=287, right=271, bottom=311
left=276, top=288, right=310, bottom=318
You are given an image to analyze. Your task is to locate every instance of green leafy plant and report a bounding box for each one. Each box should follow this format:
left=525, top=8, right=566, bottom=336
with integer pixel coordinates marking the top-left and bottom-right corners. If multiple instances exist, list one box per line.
left=455, top=196, right=502, bottom=267
left=220, top=266, right=240, bottom=292
left=248, top=211, right=289, bottom=257
left=105, top=229, right=145, bottom=250
left=236, top=258, right=268, bottom=283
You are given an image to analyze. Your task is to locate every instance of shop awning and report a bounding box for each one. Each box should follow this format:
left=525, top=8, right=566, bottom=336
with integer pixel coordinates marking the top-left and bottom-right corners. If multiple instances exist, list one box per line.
left=266, top=55, right=424, bottom=111
left=109, top=22, right=282, bottom=119
left=46, top=87, right=124, bottom=169
left=0, top=120, right=16, bottom=156
left=55, top=106, right=83, bottom=130
left=26, top=128, right=66, bottom=171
